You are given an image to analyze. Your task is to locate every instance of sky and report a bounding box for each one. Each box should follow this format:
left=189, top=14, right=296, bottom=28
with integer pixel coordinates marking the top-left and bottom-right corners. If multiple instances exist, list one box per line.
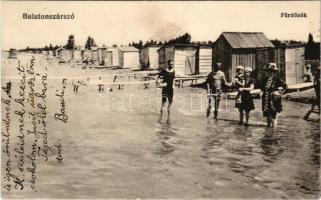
left=1, top=1, right=320, bottom=50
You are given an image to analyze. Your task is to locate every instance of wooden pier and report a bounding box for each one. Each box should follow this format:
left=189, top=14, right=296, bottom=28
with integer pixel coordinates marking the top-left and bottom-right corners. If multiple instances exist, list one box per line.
left=175, top=75, right=207, bottom=88
left=226, top=89, right=262, bottom=99
left=287, top=82, right=314, bottom=92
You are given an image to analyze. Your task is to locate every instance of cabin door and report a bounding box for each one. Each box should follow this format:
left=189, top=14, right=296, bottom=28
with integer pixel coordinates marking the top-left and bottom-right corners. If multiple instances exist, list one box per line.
left=106, top=52, right=113, bottom=66
left=185, top=56, right=195, bottom=75
left=255, top=48, right=270, bottom=84
left=285, top=48, right=297, bottom=85
left=295, top=48, right=304, bottom=84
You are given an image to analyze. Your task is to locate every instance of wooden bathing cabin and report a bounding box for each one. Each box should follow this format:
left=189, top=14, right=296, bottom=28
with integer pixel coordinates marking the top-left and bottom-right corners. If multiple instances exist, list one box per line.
left=213, top=32, right=275, bottom=82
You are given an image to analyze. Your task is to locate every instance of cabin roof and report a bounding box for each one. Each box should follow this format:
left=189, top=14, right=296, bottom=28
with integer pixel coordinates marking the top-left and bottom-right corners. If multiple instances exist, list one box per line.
left=118, top=46, right=139, bottom=52
left=142, top=45, right=161, bottom=49
left=219, top=32, right=274, bottom=49
left=199, top=44, right=213, bottom=48
left=107, top=47, right=119, bottom=50
left=271, top=40, right=305, bottom=49
left=157, top=43, right=199, bottom=51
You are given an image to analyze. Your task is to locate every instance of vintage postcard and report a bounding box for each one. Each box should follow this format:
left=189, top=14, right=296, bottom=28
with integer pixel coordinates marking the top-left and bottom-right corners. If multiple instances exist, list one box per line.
left=1, top=1, right=320, bottom=199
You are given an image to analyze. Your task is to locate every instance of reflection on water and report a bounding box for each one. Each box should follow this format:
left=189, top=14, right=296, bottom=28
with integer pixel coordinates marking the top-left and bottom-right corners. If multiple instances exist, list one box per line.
left=154, top=122, right=177, bottom=156
left=198, top=109, right=319, bottom=199
left=311, top=132, right=320, bottom=166
left=260, top=130, right=285, bottom=161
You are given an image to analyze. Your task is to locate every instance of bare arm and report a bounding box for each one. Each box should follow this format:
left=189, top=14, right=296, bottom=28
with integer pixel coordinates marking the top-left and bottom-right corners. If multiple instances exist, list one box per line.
left=223, top=74, right=232, bottom=87
left=240, top=83, right=254, bottom=91
left=206, top=74, right=211, bottom=94
left=235, top=79, right=244, bottom=86
left=207, top=83, right=211, bottom=95
left=155, top=71, right=165, bottom=87
left=279, top=79, right=288, bottom=95
left=156, top=70, right=164, bottom=81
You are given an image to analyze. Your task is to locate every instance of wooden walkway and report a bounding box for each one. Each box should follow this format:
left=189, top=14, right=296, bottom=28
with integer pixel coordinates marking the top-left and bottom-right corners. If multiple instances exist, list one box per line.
left=287, top=82, right=314, bottom=92
left=175, top=75, right=207, bottom=88
left=226, top=89, right=262, bottom=99
left=226, top=82, right=314, bottom=99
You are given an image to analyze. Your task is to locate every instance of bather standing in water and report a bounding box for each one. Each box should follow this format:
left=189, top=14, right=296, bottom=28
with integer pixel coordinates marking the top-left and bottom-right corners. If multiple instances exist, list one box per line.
left=235, top=67, right=255, bottom=126
left=303, top=65, right=320, bottom=120
left=157, top=60, right=175, bottom=123
left=313, top=65, right=320, bottom=110
left=261, top=63, right=287, bottom=128
left=234, top=65, right=245, bottom=107
left=206, top=63, right=232, bottom=119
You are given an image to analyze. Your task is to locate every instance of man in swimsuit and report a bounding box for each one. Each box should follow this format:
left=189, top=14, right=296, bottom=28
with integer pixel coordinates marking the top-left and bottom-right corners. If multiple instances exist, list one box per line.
left=206, top=63, right=231, bottom=119
left=157, top=60, right=175, bottom=122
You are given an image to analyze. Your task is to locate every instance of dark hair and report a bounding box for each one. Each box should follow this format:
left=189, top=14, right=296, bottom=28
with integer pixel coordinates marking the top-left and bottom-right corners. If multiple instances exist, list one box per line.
left=167, top=60, right=173, bottom=69
left=213, top=63, right=222, bottom=72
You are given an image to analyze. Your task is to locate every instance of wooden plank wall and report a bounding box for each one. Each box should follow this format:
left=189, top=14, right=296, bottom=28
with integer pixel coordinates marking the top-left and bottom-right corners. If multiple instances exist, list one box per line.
left=165, top=47, right=175, bottom=68
left=97, top=49, right=113, bottom=66
left=123, top=52, right=140, bottom=69
left=273, top=46, right=305, bottom=85
left=111, top=48, right=119, bottom=67
left=105, top=51, right=113, bottom=66
left=273, top=47, right=286, bottom=81
left=231, top=49, right=256, bottom=81
left=73, top=50, right=83, bottom=60
left=84, top=50, right=93, bottom=61
left=61, top=50, right=73, bottom=61
left=174, top=48, right=196, bottom=76
left=140, top=48, right=149, bottom=68
left=158, top=48, right=166, bottom=69
left=213, top=36, right=233, bottom=81
left=92, top=50, right=98, bottom=61
left=118, top=49, right=124, bottom=68
left=149, top=47, right=159, bottom=69
left=255, top=48, right=274, bottom=84
left=295, top=47, right=305, bottom=84
left=199, top=48, right=212, bottom=74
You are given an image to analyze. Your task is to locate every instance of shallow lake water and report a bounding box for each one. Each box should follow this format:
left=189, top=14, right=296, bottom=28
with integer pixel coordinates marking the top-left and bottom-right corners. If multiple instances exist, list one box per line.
left=2, top=54, right=320, bottom=199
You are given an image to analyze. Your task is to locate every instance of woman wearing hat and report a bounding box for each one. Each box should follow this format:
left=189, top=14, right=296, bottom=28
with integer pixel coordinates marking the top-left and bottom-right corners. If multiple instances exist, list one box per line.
left=261, top=63, right=287, bottom=128
left=236, top=67, right=255, bottom=126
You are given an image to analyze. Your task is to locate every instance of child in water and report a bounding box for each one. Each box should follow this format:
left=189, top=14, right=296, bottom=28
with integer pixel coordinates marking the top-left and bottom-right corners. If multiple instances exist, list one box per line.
left=235, top=66, right=245, bottom=106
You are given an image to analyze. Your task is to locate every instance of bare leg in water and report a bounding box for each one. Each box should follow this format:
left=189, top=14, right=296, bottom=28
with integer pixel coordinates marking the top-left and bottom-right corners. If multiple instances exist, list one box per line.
left=245, top=111, right=250, bottom=126
left=167, top=103, right=172, bottom=123
left=159, top=103, right=165, bottom=122
left=271, top=116, right=277, bottom=128
left=159, top=103, right=171, bottom=123
left=214, top=96, right=220, bottom=119
left=159, top=96, right=168, bottom=122
left=266, top=117, right=271, bottom=127
left=238, top=109, right=243, bottom=125
left=207, top=97, right=212, bottom=117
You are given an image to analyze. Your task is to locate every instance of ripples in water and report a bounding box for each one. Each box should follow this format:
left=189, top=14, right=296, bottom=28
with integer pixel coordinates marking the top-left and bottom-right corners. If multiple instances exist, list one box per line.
left=154, top=122, right=177, bottom=156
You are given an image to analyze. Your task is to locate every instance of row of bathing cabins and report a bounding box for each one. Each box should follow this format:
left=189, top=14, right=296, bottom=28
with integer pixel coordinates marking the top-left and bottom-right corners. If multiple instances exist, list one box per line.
left=55, top=32, right=306, bottom=86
